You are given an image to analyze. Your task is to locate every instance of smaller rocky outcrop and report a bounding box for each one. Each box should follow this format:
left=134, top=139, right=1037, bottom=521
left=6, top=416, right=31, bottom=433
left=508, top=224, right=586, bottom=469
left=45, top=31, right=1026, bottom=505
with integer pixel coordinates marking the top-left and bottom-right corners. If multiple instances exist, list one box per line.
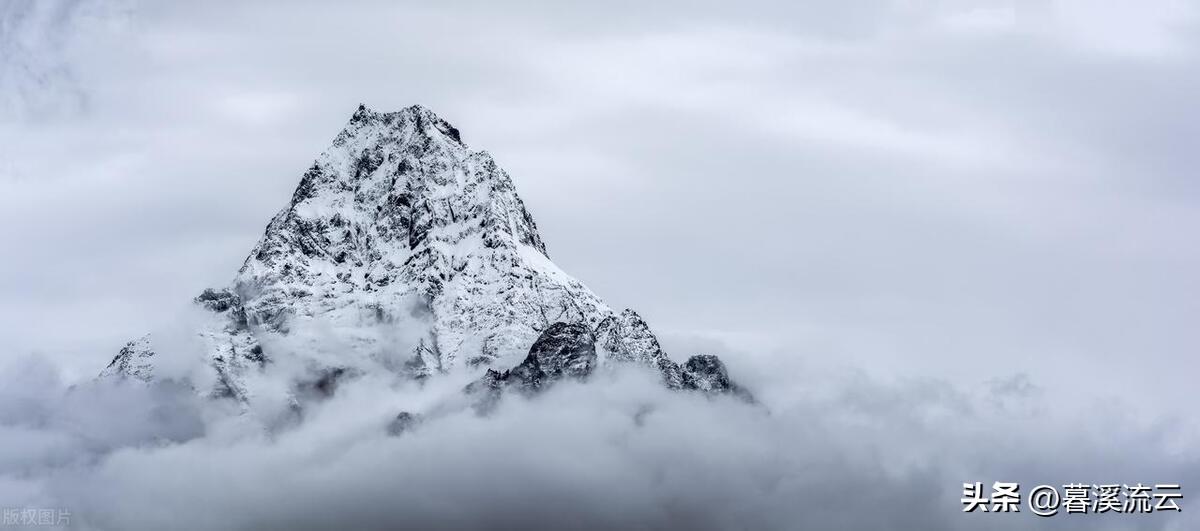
left=595, top=309, right=690, bottom=389
left=521, top=322, right=598, bottom=384
left=681, top=355, right=731, bottom=391
left=465, top=322, right=598, bottom=412
left=680, top=354, right=753, bottom=402
left=480, top=322, right=597, bottom=391
left=386, top=411, right=423, bottom=436
left=99, top=335, right=156, bottom=382
left=465, top=321, right=752, bottom=412
left=595, top=309, right=662, bottom=365
left=294, top=366, right=355, bottom=401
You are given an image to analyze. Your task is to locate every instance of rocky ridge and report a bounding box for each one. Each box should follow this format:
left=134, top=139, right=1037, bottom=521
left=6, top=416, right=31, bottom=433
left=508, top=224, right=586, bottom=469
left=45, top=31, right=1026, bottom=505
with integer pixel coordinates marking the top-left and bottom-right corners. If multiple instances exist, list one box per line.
left=101, top=104, right=747, bottom=408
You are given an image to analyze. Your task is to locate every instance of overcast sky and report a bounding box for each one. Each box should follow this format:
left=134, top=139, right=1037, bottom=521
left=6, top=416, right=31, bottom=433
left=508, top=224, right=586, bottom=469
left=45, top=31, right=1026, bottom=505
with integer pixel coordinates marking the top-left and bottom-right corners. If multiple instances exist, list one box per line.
left=3, top=2, right=1200, bottom=529
left=2, top=0, right=1198, bottom=411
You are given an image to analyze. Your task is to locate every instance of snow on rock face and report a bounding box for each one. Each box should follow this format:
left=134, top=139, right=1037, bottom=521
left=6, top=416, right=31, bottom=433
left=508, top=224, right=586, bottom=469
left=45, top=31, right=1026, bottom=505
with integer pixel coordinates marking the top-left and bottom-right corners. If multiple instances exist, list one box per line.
left=595, top=309, right=661, bottom=365
left=595, top=309, right=686, bottom=389
left=464, top=322, right=598, bottom=413
left=101, top=104, right=744, bottom=403
left=99, top=335, right=156, bottom=382
left=680, top=355, right=755, bottom=402
left=503, top=322, right=598, bottom=388
left=233, top=104, right=611, bottom=374
left=530, top=322, right=598, bottom=377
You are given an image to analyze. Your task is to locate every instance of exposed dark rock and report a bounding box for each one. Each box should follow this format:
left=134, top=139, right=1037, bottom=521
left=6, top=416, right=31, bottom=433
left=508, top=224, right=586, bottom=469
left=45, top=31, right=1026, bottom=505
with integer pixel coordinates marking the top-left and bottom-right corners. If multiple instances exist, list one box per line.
left=246, top=344, right=266, bottom=365
left=99, top=335, right=155, bottom=381
left=595, top=309, right=690, bottom=389
left=466, top=323, right=753, bottom=407
left=465, top=322, right=597, bottom=411
left=681, top=354, right=754, bottom=402
left=195, top=288, right=239, bottom=312
left=523, top=322, right=597, bottom=383
left=465, top=355, right=493, bottom=368
left=681, top=355, right=730, bottom=391
left=295, top=367, right=354, bottom=400
left=657, top=359, right=687, bottom=391
left=386, top=411, right=423, bottom=436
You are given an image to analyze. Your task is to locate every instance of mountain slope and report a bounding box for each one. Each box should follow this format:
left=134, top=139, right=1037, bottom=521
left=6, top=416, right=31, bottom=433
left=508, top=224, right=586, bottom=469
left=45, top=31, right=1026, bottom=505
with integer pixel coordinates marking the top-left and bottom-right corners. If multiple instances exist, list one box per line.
left=102, top=104, right=736, bottom=402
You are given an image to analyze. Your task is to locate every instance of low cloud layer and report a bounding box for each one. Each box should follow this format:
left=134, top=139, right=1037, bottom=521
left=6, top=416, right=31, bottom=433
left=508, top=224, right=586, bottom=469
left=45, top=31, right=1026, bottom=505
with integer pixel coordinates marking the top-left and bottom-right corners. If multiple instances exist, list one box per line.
left=2, top=0, right=1198, bottom=402
left=2, top=341, right=1194, bottom=531
left=2, top=1, right=1197, bottom=529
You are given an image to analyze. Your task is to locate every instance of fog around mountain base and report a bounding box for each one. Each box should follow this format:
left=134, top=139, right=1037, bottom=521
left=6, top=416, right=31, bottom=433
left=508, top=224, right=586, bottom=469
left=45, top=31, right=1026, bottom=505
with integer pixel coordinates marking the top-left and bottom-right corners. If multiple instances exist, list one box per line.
left=2, top=325, right=1194, bottom=531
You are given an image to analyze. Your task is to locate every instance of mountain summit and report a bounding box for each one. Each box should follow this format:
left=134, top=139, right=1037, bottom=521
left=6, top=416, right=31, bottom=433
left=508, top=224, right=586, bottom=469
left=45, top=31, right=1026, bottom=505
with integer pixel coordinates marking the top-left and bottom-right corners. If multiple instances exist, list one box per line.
left=103, top=105, right=745, bottom=403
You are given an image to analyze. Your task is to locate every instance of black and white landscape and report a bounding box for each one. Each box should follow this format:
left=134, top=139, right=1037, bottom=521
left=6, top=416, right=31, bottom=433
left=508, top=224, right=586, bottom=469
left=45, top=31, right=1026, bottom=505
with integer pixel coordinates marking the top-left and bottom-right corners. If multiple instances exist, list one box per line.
left=100, top=103, right=750, bottom=417
left=3, top=2, right=1199, bottom=530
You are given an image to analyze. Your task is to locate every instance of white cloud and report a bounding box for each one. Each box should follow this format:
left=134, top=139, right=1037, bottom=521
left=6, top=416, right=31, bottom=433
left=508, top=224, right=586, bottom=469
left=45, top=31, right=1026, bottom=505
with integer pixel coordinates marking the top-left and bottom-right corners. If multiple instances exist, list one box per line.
left=1051, top=0, right=1197, bottom=59
left=2, top=351, right=1195, bottom=530
left=1, top=2, right=1197, bottom=526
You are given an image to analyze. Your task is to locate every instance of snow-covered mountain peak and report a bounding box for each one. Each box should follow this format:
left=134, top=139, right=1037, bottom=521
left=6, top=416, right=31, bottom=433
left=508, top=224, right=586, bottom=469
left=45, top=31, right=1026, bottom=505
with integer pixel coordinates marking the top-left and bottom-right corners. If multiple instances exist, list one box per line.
left=102, top=105, right=744, bottom=404
left=339, top=103, right=466, bottom=152
left=232, top=104, right=565, bottom=367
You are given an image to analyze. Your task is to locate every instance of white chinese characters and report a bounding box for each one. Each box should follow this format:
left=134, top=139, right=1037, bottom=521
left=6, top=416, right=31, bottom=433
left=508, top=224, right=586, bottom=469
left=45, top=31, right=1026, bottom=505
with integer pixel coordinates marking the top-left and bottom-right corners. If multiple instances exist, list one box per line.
left=962, top=482, right=1182, bottom=517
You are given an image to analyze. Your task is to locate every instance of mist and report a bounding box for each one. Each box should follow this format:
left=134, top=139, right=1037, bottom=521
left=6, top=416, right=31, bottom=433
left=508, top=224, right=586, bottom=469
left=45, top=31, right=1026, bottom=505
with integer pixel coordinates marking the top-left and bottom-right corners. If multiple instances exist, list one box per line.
left=3, top=1, right=1198, bottom=529
left=2, top=334, right=1195, bottom=530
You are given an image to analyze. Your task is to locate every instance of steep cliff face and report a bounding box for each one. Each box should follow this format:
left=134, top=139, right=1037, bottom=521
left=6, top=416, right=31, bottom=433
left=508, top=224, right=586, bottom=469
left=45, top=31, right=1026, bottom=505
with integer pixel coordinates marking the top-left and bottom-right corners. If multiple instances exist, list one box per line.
left=99, top=335, right=155, bottom=382
left=231, top=104, right=611, bottom=377
left=465, top=322, right=600, bottom=411
left=101, top=105, right=742, bottom=403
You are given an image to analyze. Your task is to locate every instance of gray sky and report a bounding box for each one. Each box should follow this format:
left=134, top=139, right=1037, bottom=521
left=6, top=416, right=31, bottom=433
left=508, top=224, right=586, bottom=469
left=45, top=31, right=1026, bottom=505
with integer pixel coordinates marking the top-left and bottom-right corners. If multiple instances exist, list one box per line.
left=2, top=0, right=1198, bottom=406
left=3, top=2, right=1200, bottom=529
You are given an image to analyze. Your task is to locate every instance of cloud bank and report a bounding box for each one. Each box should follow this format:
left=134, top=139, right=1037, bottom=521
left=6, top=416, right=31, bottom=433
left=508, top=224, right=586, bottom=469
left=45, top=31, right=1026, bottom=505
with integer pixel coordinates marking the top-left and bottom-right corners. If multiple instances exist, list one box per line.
left=2, top=340, right=1195, bottom=530
left=1, top=1, right=1197, bottom=529
left=2, top=0, right=1198, bottom=403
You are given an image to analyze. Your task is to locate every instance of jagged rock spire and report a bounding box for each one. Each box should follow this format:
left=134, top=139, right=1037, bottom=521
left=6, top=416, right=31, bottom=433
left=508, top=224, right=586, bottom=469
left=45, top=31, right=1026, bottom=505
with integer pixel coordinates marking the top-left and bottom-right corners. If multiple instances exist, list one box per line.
left=231, top=104, right=602, bottom=372
left=101, top=105, right=743, bottom=404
